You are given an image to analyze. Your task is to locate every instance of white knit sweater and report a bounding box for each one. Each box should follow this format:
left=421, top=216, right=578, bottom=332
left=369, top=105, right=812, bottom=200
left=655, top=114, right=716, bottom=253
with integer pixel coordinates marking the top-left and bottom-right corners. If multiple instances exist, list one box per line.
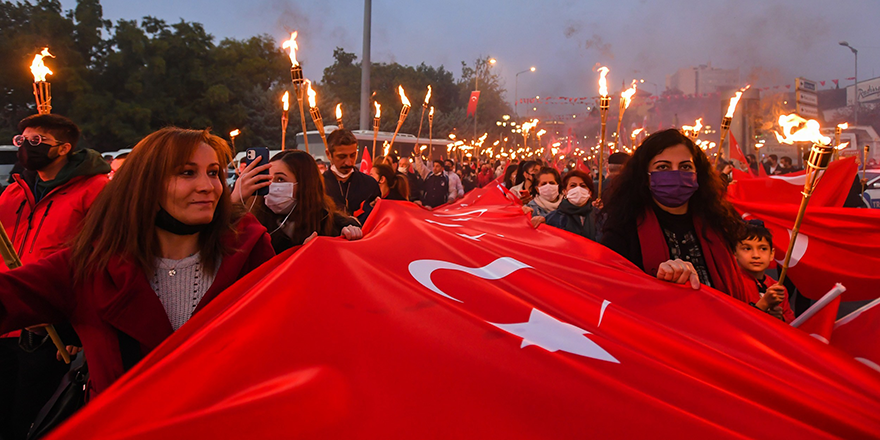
left=150, top=253, right=218, bottom=331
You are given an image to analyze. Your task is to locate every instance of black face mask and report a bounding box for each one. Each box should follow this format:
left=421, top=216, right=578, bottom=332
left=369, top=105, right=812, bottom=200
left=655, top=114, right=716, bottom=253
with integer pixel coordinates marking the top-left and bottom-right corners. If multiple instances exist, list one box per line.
left=17, top=142, right=59, bottom=171
left=444, top=165, right=452, bottom=172
left=155, top=207, right=209, bottom=236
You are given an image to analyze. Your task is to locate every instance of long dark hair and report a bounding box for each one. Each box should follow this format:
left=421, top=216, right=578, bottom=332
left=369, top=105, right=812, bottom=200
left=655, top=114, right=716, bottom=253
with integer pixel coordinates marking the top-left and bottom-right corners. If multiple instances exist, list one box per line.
left=372, top=163, right=409, bottom=200
left=72, top=127, right=236, bottom=282
left=255, top=150, right=343, bottom=249
left=514, top=160, right=538, bottom=187
left=602, top=128, right=744, bottom=248
left=502, top=164, right=517, bottom=189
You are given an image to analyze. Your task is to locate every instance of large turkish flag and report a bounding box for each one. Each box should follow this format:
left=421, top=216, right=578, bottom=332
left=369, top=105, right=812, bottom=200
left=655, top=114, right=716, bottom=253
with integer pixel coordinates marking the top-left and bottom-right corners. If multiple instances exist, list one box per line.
left=47, top=184, right=880, bottom=439
left=727, top=157, right=858, bottom=207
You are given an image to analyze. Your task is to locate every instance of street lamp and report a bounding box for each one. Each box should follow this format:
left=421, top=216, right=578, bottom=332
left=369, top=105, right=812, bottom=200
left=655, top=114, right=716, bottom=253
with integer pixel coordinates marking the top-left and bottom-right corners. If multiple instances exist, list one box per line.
left=515, top=66, right=536, bottom=117
left=639, top=79, right=660, bottom=98
left=474, top=57, right=497, bottom=140
left=839, top=41, right=858, bottom=125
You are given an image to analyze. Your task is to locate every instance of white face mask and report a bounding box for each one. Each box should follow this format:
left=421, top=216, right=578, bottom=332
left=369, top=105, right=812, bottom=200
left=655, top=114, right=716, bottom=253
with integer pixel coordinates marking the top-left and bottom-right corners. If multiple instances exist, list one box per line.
left=398, top=166, right=409, bottom=174
left=537, top=184, right=559, bottom=201
left=331, top=164, right=354, bottom=180
left=566, top=186, right=591, bottom=206
left=264, top=182, right=297, bottom=214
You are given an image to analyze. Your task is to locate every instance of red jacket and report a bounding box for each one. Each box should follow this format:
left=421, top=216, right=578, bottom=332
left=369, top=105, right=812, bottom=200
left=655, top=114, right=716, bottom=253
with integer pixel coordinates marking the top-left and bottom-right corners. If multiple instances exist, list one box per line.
left=0, top=153, right=109, bottom=269
left=0, top=214, right=274, bottom=395
left=740, top=270, right=796, bottom=323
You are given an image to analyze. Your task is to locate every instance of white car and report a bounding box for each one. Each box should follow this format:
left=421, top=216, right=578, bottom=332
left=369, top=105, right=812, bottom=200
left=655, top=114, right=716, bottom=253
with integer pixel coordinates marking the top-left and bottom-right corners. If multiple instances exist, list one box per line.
left=863, top=171, right=880, bottom=209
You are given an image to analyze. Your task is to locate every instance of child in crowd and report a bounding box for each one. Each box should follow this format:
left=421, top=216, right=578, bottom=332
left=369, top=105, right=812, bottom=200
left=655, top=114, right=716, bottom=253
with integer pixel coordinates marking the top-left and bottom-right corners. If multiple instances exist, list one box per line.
left=734, top=219, right=795, bottom=322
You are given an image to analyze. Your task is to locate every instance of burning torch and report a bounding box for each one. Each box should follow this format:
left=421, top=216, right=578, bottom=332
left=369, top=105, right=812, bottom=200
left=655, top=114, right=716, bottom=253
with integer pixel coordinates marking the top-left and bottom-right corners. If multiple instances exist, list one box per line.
left=30, top=48, right=54, bottom=114
left=597, top=66, right=611, bottom=200
left=335, top=103, right=344, bottom=130
left=428, top=106, right=434, bottom=159
left=0, top=223, right=69, bottom=363
left=834, top=122, right=848, bottom=161
left=617, top=80, right=637, bottom=149
left=774, top=114, right=834, bottom=285
left=283, top=32, right=309, bottom=155
left=229, top=129, right=240, bottom=152
left=631, top=128, right=645, bottom=149
left=682, top=118, right=703, bottom=142
left=281, top=91, right=289, bottom=151
left=716, top=86, right=749, bottom=165
left=389, top=85, right=411, bottom=149
left=415, top=85, right=431, bottom=155
left=306, top=81, right=328, bottom=150
left=864, top=145, right=870, bottom=196
left=372, top=102, right=381, bottom=160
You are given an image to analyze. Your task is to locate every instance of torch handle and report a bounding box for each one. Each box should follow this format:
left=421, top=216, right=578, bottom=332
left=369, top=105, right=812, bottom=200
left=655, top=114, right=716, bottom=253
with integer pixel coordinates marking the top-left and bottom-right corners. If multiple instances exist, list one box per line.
left=0, top=221, right=69, bottom=364
left=863, top=146, right=870, bottom=196
left=715, top=128, right=729, bottom=166
left=295, top=85, right=309, bottom=155
left=598, top=112, right=608, bottom=201
left=777, top=191, right=811, bottom=285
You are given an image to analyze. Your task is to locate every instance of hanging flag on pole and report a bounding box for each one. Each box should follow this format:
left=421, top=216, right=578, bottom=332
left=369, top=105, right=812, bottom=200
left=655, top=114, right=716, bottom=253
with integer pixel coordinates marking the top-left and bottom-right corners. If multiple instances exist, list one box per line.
left=466, top=91, right=481, bottom=117
left=359, top=145, right=372, bottom=174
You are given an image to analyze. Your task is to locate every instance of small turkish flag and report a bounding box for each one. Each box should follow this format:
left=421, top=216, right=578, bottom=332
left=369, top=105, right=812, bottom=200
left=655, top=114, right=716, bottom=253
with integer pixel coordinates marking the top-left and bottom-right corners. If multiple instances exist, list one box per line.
left=359, top=145, right=372, bottom=174
left=791, top=284, right=845, bottom=343
left=729, top=134, right=747, bottom=164
left=466, top=91, right=481, bottom=117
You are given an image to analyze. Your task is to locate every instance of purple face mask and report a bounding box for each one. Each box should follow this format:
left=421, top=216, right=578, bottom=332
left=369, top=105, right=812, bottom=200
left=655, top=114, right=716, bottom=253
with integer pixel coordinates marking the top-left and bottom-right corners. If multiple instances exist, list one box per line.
left=649, top=170, right=698, bottom=207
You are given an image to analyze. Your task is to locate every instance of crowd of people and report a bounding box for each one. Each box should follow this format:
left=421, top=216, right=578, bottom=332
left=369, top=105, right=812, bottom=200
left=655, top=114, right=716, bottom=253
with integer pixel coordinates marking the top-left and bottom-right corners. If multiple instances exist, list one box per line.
left=0, top=113, right=872, bottom=438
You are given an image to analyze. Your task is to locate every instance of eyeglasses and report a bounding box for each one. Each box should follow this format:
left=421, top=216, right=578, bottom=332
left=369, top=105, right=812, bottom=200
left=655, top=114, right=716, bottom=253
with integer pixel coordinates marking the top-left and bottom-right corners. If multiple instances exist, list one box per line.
left=12, top=134, right=61, bottom=148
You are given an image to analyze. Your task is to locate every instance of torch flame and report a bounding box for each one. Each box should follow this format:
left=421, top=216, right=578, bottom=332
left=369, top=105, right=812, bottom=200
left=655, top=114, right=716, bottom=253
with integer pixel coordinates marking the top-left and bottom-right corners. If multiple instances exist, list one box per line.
left=424, top=85, right=432, bottom=105
left=30, top=47, right=54, bottom=82
left=398, top=85, right=411, bottom=107
left=429, top=106, right=434, bottom=116
left=682, top=118, right=703, bottom=135
left=536, top=129, right=546, bottom=137
left=836, top=142, right=850, bottom=151
left=281, top=32, right=299, bottom=66
left=229, top=129, right=240, bottom=138
left=838, top=122, right=848, bottom=130
left=774, top=114, right=831, bottom=145
left=632, top=128, right=645, bottom=137
left=335, top=103, right=342, bottom=119
left=306, top=80, right=316, bottom=108
left=621, top=80, right=638, bottom=109
left=383, top=141, right=390, bottom=157
left=281, top=91, right=290, bottom=111
left=597, top=66, right=610, bottom=97
left=374, top=102, right=381, bottom=118
left=724, top=85, right=750, bottom=118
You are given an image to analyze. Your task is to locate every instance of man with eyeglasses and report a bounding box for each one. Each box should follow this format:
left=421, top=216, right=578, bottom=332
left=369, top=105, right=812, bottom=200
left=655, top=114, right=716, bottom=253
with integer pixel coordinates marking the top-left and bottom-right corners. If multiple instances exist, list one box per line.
left=0, top=114, right=109, bottom=440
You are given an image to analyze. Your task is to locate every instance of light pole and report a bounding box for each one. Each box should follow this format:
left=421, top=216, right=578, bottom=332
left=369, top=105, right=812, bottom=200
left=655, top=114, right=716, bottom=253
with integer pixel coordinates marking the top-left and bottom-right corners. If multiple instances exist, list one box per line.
left=639, top=79, right=659, bottom=98
left=515, top=66, right=536, bottom=118
left=475, top=57, right=496, bottom=141
left=839, top=41, right=858, bottom=125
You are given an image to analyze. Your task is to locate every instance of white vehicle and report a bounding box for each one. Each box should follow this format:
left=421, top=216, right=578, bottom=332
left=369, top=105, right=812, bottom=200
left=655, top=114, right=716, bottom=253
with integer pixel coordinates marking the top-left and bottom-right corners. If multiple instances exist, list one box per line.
left=863, top=170, right=880, bottom=209
left=295, top=126, right=448, bottom=163
left=0, top=145, right=17, bottom=184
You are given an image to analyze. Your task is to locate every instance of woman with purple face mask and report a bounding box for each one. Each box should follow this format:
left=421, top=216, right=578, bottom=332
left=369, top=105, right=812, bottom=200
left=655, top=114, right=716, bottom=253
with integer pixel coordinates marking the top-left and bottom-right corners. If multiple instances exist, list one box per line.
left=600, top=129, right=748, bottom=302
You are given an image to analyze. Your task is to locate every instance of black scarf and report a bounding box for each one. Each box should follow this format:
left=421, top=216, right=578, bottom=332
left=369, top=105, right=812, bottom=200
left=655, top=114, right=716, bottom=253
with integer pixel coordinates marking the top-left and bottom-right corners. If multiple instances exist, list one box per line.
left=557, top=198, right=593, bottom=217
left=155, top=208, right=208, bottom=236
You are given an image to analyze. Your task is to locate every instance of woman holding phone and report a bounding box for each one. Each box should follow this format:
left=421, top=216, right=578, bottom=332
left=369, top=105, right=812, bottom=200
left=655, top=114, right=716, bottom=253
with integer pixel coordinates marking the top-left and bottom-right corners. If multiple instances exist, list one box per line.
left=233, top=149, right=362, bottom=253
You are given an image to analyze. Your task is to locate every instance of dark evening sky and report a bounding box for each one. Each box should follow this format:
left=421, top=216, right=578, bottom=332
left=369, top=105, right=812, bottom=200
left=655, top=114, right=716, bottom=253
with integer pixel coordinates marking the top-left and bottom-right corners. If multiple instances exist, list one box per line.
left=61, top=0, right=880, bottom=103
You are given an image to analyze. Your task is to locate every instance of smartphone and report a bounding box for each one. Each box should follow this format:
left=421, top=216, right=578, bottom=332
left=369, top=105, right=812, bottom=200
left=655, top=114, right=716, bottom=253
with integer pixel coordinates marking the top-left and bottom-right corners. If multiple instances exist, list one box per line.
left=519, top=190, right=530, bottom=199
left=244, top=147, right=270, bottom=196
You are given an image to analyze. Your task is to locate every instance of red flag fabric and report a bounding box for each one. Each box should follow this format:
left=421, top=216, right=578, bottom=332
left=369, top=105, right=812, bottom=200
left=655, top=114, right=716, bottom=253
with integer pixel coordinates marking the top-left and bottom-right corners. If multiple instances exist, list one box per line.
left=359, top=146, right=372, bottom=174
left=730, top=168, right=753, bottom=182
left=832, top=299, right=880, bottom=371
left=733, top=199, right=880, bottom=301
left=576, top=159, right=591, bottom=175
left=728, top=133, right=748, bottom=164
left=758, top=160, right=769, bottom=177
left=727, top=157, right=858, bottom=207
left=47, top=185, right=880, bottom=439
left=466, top=91, right=481, bottom=117
left=791, top=284, right=845, bottom=343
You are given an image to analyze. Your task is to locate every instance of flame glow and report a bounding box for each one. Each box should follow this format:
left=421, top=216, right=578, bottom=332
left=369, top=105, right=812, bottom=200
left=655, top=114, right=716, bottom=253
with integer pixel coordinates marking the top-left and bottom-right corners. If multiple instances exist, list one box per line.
left=306, top=80, right=316, bottom=108
left=335, top=103, right=342, bottom=119
left=229, top=129, right=240, bottom=138
left=725, top=85, right=750, bottom=118
left=774, top=114, right=831, bottom=145
left=374, top=102, right=381, bottom=118
left=30, top=48, right=54, bottom=82
left=536, top=129, right=546, bottom=137
left=837, top=122, right=849, bottom=130
left=281, top=91, right=289, bottom=111
left=836, top=142, right=850, bottom=151
left=621, top=80, right=638, bottom=109
left=597, top=66, right=610, bottom=97
left=383, top=141, right=390, bottom=157
left=424, top=85, right=432, bottom=105
left=281, top=32, right=299, bottom=66
left=631, top=128, right=645, bottom=138
left=429, top=106, right=434, bottom=116
left=398, top=85, right=411, bottom=107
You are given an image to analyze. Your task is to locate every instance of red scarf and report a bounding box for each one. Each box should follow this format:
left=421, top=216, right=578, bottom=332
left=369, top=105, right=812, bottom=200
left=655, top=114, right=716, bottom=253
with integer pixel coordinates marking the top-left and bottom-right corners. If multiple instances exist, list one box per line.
left=637, top=208, right=748, bottom=302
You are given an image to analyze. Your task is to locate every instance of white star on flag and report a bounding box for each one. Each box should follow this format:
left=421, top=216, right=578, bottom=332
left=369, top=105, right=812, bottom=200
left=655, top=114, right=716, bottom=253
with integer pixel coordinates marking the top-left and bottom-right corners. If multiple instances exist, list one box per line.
left=489, top=308, right=619, bottom=363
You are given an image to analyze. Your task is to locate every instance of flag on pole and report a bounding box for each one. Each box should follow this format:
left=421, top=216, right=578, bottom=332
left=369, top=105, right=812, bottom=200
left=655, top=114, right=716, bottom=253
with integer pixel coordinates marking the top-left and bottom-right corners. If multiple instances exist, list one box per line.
left=466, top=91, right=481, bottom=117
left=727, top=157, right=857, bottom=207
left=359, top=145, right=372, bottom=174
left=46, top=185, right=880, bottom=439
left=790, top=284, right=846, bottom=343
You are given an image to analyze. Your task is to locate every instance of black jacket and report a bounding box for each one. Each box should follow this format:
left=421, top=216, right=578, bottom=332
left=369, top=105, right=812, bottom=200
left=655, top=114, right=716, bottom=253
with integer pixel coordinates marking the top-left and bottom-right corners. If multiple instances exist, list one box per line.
left=545, top=199, right=598, bottom=241
left=422, top=172, right=449, bottom=208
left=323, top=169, right=381, bottom=222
